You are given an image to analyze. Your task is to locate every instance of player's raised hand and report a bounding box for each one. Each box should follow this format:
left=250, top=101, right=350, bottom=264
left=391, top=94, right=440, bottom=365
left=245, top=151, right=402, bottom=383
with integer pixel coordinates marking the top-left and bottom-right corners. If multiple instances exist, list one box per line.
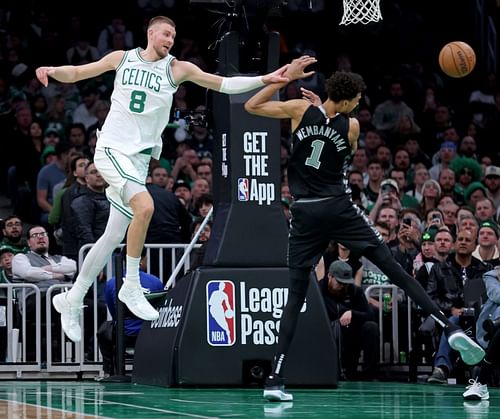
left=262, top=64, right=290, bottom=84
left=300, top=87, right=322, bottom=106
left=285, top=55, right=317, bottom=81
left=35, top=66, right=56, bottom=87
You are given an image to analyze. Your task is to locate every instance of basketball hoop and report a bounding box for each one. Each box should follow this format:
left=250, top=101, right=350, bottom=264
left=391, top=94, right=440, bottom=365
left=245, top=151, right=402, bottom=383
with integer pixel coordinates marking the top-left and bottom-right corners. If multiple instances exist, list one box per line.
left=340, top=0, right=383, bottom=25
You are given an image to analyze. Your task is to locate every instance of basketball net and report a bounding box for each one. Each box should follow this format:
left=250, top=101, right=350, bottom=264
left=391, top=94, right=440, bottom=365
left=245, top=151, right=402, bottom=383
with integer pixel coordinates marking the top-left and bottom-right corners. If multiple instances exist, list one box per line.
left=340, top=0, right=383, bottom=25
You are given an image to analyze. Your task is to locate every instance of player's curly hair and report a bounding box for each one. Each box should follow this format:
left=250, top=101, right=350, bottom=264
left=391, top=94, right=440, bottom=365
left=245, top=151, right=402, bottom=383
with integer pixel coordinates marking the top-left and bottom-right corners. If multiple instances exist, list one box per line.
left=325, top=71, right=366, bottom=102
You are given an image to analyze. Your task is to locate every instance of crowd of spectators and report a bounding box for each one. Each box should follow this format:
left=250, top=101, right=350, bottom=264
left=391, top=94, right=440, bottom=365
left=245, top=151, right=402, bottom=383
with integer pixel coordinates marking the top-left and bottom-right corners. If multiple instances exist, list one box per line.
left=0, top=1, right=499, bottom=381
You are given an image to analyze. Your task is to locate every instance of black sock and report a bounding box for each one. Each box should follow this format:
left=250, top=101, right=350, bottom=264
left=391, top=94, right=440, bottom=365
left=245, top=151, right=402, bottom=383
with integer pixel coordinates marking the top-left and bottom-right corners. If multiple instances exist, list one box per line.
left=364, top=245, right=451, bottom=329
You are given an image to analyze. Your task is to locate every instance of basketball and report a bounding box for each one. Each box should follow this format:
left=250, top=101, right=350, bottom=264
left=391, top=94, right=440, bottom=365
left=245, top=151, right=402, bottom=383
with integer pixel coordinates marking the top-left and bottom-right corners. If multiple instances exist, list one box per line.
left=225, top=309, right=234, bottom=319
left=438, top=41, right=476, bottom=78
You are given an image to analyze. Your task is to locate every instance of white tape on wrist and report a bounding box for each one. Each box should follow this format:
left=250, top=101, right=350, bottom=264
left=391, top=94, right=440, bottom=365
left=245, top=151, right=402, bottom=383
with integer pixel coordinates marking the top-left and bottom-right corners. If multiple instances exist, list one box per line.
left=219, top=76, right=265, bottom=94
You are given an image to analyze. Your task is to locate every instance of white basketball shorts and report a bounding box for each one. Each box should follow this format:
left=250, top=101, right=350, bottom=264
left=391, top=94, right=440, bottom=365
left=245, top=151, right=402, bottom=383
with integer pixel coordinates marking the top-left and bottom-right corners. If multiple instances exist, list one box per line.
left=94, top=146, right=152, bottom=219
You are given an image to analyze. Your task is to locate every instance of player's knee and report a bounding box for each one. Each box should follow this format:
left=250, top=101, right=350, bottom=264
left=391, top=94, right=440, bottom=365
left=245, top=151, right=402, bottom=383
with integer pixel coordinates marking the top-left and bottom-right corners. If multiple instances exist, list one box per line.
left=136, top=201, right=154, bottom=220
left=130, top=193, right=155, bottom=219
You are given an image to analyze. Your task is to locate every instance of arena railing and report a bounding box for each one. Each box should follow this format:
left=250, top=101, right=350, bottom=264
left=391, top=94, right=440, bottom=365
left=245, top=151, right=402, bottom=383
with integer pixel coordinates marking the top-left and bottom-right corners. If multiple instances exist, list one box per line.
left=0, top=243, right=198, bottom=378
left=364, top=284, right=413, bottom=364
left=0, top=284, right=41, bottom=376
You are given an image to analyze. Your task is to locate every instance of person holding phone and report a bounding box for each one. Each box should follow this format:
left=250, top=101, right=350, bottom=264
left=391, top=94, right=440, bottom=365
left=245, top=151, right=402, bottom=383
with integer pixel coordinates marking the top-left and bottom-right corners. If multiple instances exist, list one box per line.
left=368, top=179, right=401, bottom=222
left=393, top=210, right=422, bottom=275
left=425, top=209, right=444, bottom=230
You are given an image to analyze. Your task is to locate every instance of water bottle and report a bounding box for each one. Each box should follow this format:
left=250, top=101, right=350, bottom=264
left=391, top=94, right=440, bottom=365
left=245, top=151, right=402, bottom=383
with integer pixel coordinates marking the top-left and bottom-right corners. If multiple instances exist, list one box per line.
left=383, top=293, right=391, bottom=313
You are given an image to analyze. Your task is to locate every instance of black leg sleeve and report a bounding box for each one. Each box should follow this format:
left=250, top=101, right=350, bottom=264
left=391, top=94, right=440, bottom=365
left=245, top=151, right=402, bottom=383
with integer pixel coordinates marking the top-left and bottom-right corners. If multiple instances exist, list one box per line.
left=479, top=327, right=500, bottom=383
left=364, top=244, right=452, bottom=329
left=271, top=267, right=311, bottom=376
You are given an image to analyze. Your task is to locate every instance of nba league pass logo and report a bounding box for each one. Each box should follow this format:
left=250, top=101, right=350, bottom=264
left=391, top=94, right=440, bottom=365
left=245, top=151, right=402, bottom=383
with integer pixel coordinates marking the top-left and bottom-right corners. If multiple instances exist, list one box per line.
left=206, top=280, right=236, bottom=346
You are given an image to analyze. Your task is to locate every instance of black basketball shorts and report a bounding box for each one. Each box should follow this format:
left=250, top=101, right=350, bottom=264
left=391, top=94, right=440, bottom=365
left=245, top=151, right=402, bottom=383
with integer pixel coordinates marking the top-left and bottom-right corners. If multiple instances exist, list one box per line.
left=287, top=195, right=383, bottom=269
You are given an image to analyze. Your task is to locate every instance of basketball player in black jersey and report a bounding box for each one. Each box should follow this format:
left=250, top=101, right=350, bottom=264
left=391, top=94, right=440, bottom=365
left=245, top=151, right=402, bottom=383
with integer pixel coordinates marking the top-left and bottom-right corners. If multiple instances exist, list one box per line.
left=245, top=56, right=485, bottom=402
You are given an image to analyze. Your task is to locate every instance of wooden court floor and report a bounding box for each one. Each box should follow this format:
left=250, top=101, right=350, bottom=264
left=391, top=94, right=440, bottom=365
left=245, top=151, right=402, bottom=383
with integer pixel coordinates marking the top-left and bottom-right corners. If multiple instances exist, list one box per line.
left=0, top=380, right=497, bottom=418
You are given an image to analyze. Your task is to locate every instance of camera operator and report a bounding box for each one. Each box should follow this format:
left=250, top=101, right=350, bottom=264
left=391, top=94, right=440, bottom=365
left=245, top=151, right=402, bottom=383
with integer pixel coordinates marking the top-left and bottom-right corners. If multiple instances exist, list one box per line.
left=426, top=228, right=491, bottom=384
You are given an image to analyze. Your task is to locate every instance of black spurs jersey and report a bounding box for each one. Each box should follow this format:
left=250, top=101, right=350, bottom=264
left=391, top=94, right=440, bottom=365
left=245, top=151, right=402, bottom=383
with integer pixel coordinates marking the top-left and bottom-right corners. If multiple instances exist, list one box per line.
left=288, top=105, right=352, bottom=199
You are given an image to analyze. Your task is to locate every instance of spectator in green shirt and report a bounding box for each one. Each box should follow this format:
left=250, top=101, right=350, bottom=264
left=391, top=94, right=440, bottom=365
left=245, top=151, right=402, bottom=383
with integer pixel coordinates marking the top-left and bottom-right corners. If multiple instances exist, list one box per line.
left=1, top=215, right=29, bottom=254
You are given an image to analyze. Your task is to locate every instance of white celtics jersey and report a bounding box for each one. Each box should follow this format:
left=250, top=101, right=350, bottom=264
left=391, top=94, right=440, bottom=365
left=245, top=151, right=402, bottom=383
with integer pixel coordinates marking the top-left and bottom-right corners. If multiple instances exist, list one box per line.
left=97, top=48, right=177, bottom=159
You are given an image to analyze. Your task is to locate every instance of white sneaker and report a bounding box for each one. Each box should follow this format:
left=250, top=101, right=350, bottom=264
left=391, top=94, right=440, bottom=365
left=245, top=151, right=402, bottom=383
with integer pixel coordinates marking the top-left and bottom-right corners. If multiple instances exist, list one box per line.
left=52, top=292, right=83, bottom=343
left=463, top=379, right=490, bottom=400
left=448, top=331, right=485, bottom=365
left=118, top=281, right=159, bottom=321
left=263, top=374, right=294, bottom=402
left=263, top=387, right=294, bottom=402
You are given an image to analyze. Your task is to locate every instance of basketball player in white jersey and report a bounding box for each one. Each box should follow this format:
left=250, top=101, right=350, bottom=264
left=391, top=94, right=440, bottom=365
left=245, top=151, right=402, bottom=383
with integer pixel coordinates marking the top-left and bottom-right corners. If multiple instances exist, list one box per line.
left=35, top=15, right=291, bottom=343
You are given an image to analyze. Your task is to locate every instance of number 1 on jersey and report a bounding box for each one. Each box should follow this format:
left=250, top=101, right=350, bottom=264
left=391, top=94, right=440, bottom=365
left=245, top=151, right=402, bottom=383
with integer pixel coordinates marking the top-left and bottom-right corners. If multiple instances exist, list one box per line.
left=305, top=139, right=325, bottom=169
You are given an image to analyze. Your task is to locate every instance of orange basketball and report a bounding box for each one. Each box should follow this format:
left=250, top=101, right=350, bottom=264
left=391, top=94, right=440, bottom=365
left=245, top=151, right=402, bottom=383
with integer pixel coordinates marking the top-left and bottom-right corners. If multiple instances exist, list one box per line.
left=438, top=41, right=476, bottom=78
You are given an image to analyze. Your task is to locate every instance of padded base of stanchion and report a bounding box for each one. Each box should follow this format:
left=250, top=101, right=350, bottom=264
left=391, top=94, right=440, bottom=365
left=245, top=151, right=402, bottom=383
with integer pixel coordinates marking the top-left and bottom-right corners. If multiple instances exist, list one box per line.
left=133, top=267, right=338, bottom=387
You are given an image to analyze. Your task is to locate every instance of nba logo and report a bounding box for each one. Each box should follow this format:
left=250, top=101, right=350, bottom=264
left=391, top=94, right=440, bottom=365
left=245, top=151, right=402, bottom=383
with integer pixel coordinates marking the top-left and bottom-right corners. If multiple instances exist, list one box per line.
left=238, top=178, right=249, bottom=201
left=206, top=280, right=236, bottom=346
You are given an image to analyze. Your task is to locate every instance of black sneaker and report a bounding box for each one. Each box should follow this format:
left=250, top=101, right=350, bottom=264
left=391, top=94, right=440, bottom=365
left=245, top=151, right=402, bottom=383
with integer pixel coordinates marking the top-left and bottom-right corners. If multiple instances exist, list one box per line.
left=483, top=318, right=500, bottom=342
left=427, top=366, right=448, bottom=384
left=263, top=374, right=293, bottom=402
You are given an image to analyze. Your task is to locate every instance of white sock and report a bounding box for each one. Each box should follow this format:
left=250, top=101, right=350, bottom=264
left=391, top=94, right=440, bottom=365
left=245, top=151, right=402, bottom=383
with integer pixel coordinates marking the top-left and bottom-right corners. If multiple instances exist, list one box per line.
left=125, top=255, right=141, bottom=285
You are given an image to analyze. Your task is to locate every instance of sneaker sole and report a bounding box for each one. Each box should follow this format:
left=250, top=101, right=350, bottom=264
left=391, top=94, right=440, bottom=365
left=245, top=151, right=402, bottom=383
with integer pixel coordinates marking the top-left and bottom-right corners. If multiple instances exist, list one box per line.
left=118, top=289, right=159, bottom=321
left=427, top=378, right=447, bottom=384
left=263, top=389, right=293, bottom=402
left=448, top=333, right=485, bottom=365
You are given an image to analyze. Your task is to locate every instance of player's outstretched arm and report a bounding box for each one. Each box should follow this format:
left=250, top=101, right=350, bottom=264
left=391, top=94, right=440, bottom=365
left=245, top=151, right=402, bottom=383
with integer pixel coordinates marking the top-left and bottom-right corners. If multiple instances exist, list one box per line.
left=172, top=60, right=290, bottom=93
left=35, top=50, right=124, bottom=87
left=244, top=56, right=317, bottom=120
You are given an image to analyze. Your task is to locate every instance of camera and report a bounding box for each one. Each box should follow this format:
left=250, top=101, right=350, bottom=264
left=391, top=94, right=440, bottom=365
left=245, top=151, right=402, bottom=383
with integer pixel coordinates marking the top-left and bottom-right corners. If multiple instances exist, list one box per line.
left=462, top=307, right=475, bottom=317
left=174, top=108, right=208, bottom=130
left=459, top=307, right=476, bottom=338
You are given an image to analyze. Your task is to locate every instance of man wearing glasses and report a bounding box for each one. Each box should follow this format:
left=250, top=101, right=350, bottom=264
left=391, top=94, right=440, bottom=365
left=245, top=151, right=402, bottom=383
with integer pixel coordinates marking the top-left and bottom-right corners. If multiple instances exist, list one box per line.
left=1, top=215, right=29, bottom=254
left=12, top=226, right=76, bottom=361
